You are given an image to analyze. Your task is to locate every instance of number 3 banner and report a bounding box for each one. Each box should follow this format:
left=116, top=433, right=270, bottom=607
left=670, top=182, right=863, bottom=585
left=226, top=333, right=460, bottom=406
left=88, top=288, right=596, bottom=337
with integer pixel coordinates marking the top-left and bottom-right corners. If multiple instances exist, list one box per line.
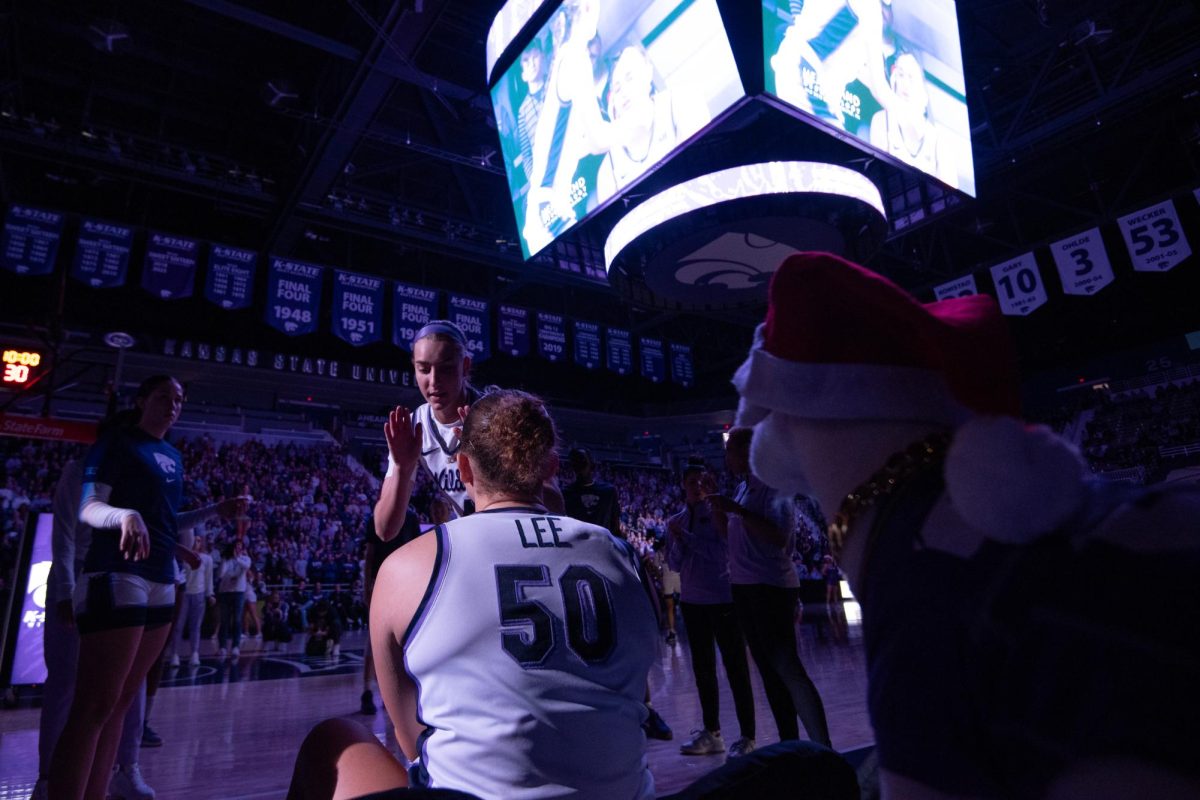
left=990, top=253, right=1047, bottom=316
left=1050, top=228, right=1114, bottom=295
left=1118, top=199, right=1191, bottom=272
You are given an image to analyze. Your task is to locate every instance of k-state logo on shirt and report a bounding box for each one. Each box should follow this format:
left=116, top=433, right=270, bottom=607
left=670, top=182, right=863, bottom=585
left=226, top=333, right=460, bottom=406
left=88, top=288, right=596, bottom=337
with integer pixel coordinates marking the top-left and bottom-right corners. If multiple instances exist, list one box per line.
left=154, top=453, right=177, bottom=475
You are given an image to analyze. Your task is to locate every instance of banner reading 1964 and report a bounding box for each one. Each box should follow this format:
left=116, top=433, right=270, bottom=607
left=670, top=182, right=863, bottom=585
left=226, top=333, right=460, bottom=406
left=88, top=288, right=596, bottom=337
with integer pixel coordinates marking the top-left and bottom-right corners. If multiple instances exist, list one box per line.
left=141, top=232, right=198, bottom=300
left=670, top=343, right=694, bottom=387
left=1118, top=199, right=1191, bottom=272
left=606, top=327, right=632, bottom=375
left=448, top=294, right=490, bottom=362
left=640, top=337, right=665, bottom=383
left=1, top=205, right=63, bottom=276
left=332, top=271, right=384, bottom=346
left=205, top=245, right=256, bottom=310
left=71, top=219, right=133, bottom=288
left=497, top=305, right=530, bottom=357
left=573, top=320, right=601, bottom=370
left=265, top=257, right=323, bottom=336
left=536, top=312, right=566, bottom=362
left=393, top=283, right=439, bottom=351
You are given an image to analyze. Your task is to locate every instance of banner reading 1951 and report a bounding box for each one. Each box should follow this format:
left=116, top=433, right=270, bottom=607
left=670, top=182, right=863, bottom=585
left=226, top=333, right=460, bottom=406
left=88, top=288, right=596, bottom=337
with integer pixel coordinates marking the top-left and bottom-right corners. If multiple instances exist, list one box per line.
left=448, top=294, right=490, bottom=362
left=1, top=205, right=63, bottom=276
left=393, top=283, right=439, bottom=351
left=265, top=257, right=323, bottom=336
left=332, top=271, right=384, bottom=346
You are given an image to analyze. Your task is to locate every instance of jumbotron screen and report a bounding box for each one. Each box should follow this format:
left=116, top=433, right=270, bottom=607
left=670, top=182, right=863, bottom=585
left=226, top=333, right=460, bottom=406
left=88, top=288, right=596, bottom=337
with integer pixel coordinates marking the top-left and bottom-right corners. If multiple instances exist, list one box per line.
left=491, top=0, right=745, bottom=258
left=763, top=0, right=976, bottom=196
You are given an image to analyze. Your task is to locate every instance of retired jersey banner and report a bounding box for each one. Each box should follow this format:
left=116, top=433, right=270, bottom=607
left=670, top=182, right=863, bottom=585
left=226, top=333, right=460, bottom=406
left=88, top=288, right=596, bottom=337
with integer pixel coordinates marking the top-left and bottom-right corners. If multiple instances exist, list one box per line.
left=573, top=320, right=602, bottom=370
left=392, top=283, right=439, bottom=351
left=670, top=343, right=694, bottom=387
left=933, top=274, right=977, bottom=300
left=606, top=327, right=632, bottom=375
left=448, top=294, right=490, bottom=362
left=265, top=257, right=322, bottom=336
left=71, top=218, right=133, bottom=288
left=2, top=206, right=63, bottom=276
left=332, top=271, right=384, bottom=346
left=497, top=305, right=530, bottom=357
left=1051, top=228, right=1114, bottom=296
left=640, top=337, right=665, bottom=383
left=536, top=312, right=567, bottom=362
left=1118, top=200, right=1191, bottom=272
left=990, top=253, right=1047, bottom=316
left=141, top=232, right=198, bottom=300
left=205, top=244, right=256, bottom=310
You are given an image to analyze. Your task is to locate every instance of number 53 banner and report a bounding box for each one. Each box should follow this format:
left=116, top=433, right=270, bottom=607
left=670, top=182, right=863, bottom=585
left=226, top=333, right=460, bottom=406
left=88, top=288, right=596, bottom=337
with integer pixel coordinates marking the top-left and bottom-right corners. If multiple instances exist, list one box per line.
left=1118, top=199, right=1191, bottom=272
left=990, top=253, right=1047, bottom=316
left=1051, top=228, right=1113, bottom=295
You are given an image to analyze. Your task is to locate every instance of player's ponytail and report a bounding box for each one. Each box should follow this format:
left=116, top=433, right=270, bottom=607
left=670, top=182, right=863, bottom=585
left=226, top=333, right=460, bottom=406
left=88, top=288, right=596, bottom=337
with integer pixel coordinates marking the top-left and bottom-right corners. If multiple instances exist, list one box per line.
left=460, top=389, right=558, bottom=499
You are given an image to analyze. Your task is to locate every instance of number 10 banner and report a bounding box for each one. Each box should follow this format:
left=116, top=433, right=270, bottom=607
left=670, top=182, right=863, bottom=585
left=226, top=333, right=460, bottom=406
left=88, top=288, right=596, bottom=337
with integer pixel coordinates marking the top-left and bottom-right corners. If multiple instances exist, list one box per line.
left=1050, top=228, right=1113, bottom=295
left=990, top=253, right=1047, bottom=316
left=1118, top=200, right=1191, bottom=272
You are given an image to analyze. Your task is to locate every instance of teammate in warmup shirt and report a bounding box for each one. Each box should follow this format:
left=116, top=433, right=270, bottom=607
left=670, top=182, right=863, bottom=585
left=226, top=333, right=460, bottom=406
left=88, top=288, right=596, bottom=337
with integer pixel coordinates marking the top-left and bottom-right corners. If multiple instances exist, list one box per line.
left=289, top=390, right=659, bottom=799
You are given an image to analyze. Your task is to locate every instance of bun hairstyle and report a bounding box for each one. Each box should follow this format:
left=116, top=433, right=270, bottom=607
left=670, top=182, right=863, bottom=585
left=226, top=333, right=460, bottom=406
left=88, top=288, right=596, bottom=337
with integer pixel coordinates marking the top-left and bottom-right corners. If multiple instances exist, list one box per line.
left=460, top=389, right=559, bottom=498
left=99, top=374, right=179, bottom=432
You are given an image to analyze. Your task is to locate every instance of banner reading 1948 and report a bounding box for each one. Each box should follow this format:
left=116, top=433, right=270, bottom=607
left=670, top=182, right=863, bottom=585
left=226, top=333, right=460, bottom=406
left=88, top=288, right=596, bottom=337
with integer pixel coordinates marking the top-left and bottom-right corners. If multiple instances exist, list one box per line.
left=265, top=257, right=323, bottom=336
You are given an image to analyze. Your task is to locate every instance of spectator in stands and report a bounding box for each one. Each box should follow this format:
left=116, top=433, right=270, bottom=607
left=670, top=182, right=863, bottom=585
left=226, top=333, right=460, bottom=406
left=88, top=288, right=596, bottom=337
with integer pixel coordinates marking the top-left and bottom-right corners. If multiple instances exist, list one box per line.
left=169, top=535, right=213, bottom=667
left=262, top=591, right=292, bottom=650
left=562, top=447, right=622, bottom=538
left=48, top=375, right=247, bottom=800
left=216, top=539, right=252, bottom=659
left=668, top=459, right=757, bottom=759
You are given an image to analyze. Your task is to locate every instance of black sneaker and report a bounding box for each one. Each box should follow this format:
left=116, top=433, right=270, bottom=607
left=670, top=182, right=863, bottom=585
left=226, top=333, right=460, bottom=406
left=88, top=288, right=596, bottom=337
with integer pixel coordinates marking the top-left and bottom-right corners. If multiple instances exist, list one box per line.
left=141, top=723, right=163, bottom=748
left=642, top=707, right=673, bottom=741
left=360, top=690, right=377, bottom=715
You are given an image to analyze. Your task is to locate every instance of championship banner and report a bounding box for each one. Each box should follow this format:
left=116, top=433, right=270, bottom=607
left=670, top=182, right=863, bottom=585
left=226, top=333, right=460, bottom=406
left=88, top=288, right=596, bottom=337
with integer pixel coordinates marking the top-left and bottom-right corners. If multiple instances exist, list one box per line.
left=71, top=218, right=133, bottom=288
left=606, top=327, right=632, bottom=375
left=265, top=257, right=323, bottom=336
left=497, top=305, right=530, bottom=357
left=669, top=343, right=694, bottom=387
left=933, top=274, right=977, bottom=300
left=448, top=293, right=490, bottom=362
left=1118, top=199, right=1191, bottom=272
left=1, top=206, right=63, bottom=276
left=572, top=320, right=602, bottom=370
left=640, top=337, right=665, bottom=383
left=536, top=312, right=566, bottom=362
left=989, top=253, right=1047, bottom=316
left=1050, top=228, right=1114, bottom=296
left=205, top=244, right=256, bottom=310
left=141, top=232, right=198, bottom=300
left=392, top=282, right=439, bottom=351
left=332, top=270, right=384, bottom=347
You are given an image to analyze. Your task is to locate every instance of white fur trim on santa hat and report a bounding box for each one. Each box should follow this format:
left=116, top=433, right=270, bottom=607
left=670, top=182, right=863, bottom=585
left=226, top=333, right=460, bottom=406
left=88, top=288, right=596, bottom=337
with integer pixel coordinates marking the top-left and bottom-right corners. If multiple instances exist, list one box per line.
left=944, top=415, right=1089, bottom=544
left=747, top=411, right=817, bottom=497
left=732, top=328, right=972, bottom=425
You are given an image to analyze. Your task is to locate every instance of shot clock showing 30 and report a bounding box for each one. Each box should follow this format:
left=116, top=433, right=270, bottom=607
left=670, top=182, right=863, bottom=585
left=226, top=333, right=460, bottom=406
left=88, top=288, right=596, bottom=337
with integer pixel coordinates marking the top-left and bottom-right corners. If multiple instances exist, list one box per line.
left=2, top=348, right=42, bottom=385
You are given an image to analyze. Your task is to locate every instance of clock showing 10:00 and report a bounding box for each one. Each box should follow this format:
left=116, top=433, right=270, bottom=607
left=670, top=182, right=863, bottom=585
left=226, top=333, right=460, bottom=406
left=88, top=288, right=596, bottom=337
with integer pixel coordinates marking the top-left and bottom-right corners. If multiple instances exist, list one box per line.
left=2, top=349, right=42, bottom=385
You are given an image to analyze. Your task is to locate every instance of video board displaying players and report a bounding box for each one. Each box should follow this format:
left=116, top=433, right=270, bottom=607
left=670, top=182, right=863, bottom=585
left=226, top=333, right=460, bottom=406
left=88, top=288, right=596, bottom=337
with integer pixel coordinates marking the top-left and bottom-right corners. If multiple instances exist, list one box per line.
left=492, top=0, right=745, bottom=258
left=763, top=0, right=975, bottom=196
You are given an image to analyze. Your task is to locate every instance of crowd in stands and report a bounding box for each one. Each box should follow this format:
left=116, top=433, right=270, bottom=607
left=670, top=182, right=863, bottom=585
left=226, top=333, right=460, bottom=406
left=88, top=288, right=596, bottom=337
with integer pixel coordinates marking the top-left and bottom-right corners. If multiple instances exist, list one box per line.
left=1075, top=380, right=1200, bottom=479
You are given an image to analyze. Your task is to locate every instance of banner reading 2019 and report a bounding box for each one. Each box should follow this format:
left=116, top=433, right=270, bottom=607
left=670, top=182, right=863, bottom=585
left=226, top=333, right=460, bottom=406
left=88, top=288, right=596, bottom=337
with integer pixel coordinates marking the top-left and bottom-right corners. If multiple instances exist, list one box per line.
left=332, top=271, right=384, bottom=346
left=265, top=257, right=323, bottom=336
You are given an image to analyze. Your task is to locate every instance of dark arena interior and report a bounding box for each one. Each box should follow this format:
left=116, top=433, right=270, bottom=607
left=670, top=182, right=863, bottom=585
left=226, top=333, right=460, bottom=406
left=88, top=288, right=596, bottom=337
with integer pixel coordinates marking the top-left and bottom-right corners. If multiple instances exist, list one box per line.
left=1, top=1, right=1199, bottom=798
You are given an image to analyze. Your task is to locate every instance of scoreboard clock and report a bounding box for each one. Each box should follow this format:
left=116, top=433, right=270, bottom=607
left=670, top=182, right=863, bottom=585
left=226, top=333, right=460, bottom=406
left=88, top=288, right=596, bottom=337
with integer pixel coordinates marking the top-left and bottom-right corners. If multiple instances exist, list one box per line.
left=2, top=348, right=42, bottom=385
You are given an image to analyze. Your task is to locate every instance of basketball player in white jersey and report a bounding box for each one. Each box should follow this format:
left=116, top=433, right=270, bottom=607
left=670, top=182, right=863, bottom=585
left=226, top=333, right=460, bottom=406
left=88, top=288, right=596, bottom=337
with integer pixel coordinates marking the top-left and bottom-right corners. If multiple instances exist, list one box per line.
left=374, top=321, right=561, bottom=543
left=288, top=390, right=660, bottom=799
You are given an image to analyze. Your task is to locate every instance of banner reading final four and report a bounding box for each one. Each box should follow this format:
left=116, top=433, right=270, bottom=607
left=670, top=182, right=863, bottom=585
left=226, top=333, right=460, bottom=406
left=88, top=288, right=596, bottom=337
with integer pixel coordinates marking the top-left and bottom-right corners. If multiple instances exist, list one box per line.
left=206, top=245, right=256, bottom=310
left=448, top=294, right=490, bottom=361
left=265, top=257, right=323, bottom=336
left=332, top=271, right=384, bottom=346
left=1, top=205, right=63, bottom=276
left=392, top=282, right=439, bottom=351
left=141, top=232, right=198, bottom=300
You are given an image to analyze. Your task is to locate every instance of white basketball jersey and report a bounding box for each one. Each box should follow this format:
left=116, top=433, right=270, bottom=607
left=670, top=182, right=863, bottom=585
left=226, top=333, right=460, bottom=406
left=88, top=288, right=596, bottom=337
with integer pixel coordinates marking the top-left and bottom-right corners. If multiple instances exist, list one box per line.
left=386, top=402, right=469, bottom=516
left=405, top=508, right=658, bottom=800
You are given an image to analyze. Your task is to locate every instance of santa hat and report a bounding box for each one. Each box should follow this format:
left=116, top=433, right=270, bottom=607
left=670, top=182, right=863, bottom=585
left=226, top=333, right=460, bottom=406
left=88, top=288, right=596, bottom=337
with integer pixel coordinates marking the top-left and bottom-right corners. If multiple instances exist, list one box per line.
left=734, top=252, right=1091, bottom=544
left=734, top=252, right=1021, bottom=425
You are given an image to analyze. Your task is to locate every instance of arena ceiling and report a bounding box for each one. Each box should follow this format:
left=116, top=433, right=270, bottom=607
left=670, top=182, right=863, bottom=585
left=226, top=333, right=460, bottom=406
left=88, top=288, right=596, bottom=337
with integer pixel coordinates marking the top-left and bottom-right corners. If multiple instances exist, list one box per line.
left=1, top=0, right=1198, bottom=409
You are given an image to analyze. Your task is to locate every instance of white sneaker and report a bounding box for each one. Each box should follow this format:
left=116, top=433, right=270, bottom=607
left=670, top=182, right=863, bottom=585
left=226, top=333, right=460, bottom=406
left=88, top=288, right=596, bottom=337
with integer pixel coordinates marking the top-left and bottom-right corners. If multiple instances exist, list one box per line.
left=218, top=647, right=227, bottom=660
left=189, top=651, right=200, bottom=667
left=231, top=646, right=240, bottom=659
left=332, top=644, right=340, bottom=658
left=728, top=737, right=756, bottom=757
left=109, top=763, right=156, bottom=800
left=679, top=729, right=725, bottom=755
left=168, top=654, right=180, bottom=667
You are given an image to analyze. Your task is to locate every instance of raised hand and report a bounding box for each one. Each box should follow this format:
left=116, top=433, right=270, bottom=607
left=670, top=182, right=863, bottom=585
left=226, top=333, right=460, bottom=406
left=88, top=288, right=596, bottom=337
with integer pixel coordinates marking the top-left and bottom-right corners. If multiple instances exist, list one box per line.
left=385, top=405, right=423, bottom=472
